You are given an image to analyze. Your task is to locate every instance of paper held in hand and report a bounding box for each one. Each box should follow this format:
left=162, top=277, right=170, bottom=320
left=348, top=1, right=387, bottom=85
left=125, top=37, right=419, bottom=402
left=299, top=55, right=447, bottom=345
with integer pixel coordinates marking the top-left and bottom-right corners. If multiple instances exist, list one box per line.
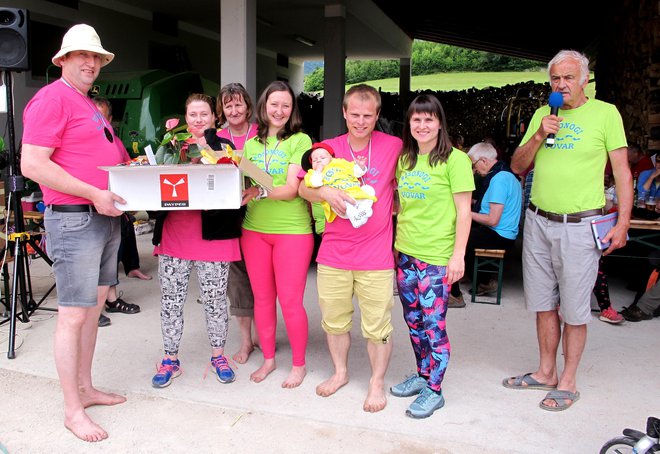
left=235, top=150, right=274, bottom=192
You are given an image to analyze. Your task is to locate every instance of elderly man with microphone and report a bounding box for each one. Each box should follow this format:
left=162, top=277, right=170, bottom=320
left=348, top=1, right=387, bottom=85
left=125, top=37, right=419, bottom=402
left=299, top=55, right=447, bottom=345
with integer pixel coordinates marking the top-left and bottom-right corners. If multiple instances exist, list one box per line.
left=503, top=50, right=631, bottom=411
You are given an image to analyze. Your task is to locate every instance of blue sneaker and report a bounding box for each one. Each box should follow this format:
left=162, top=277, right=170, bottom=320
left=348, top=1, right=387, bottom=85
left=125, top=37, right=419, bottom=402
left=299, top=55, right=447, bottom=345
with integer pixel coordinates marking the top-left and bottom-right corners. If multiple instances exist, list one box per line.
left=390, top=374, right=427, bottom=397
left=152, top=358, right=181, bottom=388
left=211, top=355, right=235, bottom=384
left=406, top=387, right=445, bottom=419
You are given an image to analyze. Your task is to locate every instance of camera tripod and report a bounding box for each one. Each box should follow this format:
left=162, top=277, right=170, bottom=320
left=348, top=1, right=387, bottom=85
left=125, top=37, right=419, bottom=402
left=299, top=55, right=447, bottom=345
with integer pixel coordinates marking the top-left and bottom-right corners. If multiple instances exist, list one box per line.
left=0, top=70, right=56, bottom=359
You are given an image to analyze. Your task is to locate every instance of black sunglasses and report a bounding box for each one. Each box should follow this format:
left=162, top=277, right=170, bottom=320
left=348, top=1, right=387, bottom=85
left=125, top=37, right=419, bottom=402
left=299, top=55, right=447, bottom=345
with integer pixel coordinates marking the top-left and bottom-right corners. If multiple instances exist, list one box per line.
left=104, top=126, right=114, bottom=143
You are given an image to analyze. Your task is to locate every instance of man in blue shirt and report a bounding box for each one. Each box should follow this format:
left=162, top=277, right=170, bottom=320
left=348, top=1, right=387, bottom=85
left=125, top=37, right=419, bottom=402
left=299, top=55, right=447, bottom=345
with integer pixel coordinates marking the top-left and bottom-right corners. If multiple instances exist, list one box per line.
left=448, top=142, right=522, bottom=307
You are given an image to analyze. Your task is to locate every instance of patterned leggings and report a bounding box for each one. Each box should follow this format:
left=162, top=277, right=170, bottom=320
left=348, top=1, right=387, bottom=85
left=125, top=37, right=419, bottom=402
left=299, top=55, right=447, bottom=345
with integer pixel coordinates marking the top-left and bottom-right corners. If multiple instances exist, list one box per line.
left=396, top=252, right=451, bottom=393
left=592, top=257, right=611, bottom=311
left=158, top=254, right=230, bottom=355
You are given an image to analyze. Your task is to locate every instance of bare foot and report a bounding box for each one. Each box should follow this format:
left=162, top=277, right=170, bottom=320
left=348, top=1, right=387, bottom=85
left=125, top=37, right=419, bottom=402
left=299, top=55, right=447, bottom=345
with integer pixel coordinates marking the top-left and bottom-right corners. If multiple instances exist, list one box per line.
left=128, top=269, right=152, bottom=280
left=282, top=365, right=306, bottom=388
left=250, top=359, right=276, bottom=383
left=232, top=343, right=255, bottom=364
left=64, top=409, right=108, bottom=442
left=80, top=387, right=127, bottom=408
left=316, top=372, right=349, bottom=397
left=363, top=379, right=387, bottom=412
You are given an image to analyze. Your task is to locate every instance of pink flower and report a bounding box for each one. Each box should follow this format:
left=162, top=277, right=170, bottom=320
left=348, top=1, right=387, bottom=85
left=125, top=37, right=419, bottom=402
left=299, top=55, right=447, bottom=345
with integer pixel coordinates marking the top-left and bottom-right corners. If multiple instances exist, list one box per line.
left=165, top=118, right=180, bottom=130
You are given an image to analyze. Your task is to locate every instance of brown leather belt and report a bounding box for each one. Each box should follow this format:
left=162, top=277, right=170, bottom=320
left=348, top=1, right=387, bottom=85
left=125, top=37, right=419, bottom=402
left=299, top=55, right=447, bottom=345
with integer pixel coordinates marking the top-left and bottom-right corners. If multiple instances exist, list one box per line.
left=528, top=202, right=604, bottom=223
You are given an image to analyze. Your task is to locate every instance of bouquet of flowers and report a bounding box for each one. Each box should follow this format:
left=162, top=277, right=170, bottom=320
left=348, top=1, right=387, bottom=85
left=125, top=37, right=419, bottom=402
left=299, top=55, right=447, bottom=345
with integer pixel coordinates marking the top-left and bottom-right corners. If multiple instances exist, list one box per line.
left=154, top=118, right=202, bottom=164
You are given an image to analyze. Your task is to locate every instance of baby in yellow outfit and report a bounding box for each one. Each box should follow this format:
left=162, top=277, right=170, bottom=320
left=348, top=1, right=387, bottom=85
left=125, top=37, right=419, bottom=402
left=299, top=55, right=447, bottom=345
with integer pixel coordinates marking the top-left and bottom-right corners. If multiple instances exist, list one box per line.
left=302, top=143, right=377, bottom=228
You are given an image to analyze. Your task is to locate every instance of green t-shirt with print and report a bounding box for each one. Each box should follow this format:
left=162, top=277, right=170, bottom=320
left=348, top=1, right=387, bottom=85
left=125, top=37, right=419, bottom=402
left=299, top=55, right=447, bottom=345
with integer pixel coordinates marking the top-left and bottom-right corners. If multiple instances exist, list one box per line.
left=395, top=148, right=475, bottom=266
left=242, top=132, right=313, bottom=234
left=521, top=98, right=627, bottom=214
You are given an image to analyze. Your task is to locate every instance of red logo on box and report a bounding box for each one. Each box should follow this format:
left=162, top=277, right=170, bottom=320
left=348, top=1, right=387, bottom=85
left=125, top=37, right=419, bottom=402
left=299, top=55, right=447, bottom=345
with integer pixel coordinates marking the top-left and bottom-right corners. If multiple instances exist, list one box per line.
left=160, top=174, right=189, bottom=207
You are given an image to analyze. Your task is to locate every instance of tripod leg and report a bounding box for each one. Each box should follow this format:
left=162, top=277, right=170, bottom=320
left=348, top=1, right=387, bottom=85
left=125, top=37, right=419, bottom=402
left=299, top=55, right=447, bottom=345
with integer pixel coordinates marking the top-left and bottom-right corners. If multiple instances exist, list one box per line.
left=8, top=240, right=22, bottom=359
left=1, top=260, right=9, bottom=314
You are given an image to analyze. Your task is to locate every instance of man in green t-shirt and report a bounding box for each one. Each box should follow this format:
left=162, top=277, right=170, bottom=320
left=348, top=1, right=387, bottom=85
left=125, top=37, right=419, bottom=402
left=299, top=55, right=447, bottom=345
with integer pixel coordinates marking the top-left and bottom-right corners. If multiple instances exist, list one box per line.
left=504, top=50, right=632, bottom=411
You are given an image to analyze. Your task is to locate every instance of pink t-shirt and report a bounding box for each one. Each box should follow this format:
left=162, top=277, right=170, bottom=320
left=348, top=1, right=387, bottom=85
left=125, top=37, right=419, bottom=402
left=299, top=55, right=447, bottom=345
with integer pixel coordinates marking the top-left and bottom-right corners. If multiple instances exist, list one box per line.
left=22, top=79, right=126, bottom=205
left=153, top=210, right=240, bottom=262
left=218, top=123, right=258, bottom=150
left=317, top=131, right=402, bottom=270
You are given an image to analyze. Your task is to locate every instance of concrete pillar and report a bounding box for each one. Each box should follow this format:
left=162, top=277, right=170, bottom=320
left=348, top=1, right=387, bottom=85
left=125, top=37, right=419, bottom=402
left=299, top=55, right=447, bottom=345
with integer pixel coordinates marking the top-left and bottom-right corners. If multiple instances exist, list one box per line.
left=399, top=57, right=411, bottom=108
left=322, top=4, right=346, bottom=139
left=220, top=0, right=257, bottom=103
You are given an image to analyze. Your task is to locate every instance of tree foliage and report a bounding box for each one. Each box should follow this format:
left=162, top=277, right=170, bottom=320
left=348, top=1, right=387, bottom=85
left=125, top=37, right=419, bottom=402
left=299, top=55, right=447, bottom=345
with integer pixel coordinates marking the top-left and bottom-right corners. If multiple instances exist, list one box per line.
left=303, top=40, right=541, bottom=91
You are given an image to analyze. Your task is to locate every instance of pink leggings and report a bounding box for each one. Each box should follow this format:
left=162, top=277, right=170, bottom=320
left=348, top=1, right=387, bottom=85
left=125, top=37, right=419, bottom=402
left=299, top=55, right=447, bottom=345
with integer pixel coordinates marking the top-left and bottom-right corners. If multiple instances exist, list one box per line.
left=240, top=229, right=313, bottom=366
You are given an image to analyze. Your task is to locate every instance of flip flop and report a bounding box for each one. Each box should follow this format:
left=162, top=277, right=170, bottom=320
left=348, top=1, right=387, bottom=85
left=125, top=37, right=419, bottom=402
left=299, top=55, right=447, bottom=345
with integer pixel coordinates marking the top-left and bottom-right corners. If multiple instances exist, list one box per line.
left=539, top=390, right=580, bottom=412
left=502, top=373, right=557, bottom=391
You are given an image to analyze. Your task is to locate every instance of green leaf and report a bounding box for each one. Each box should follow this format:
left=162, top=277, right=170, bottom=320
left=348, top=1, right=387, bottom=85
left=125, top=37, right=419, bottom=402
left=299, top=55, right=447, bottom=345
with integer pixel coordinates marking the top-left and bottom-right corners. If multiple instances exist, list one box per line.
left=160, top=132, right=174, bottom=146
left=163, top=153, right=180, bottom=165
left=186, top=144, right=201, bottom=158
left=174, top=132, right=192, bottom=142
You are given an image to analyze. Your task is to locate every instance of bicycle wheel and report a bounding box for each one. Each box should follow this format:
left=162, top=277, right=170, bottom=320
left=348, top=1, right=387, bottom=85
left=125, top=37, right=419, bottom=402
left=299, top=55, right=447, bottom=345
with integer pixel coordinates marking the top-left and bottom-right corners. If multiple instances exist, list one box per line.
left=599, top=436, right=638, bottom=454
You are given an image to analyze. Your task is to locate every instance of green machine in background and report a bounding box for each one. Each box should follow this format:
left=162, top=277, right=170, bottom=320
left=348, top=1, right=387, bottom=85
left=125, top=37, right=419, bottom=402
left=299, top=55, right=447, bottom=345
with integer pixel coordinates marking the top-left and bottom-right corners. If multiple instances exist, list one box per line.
left=93, top=70, right=219, bottom=157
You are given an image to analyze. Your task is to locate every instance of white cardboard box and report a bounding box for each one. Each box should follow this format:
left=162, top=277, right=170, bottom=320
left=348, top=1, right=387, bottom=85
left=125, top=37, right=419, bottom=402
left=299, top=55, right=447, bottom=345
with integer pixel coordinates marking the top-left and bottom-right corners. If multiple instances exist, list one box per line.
left=101, top=164, right=242, bottom=211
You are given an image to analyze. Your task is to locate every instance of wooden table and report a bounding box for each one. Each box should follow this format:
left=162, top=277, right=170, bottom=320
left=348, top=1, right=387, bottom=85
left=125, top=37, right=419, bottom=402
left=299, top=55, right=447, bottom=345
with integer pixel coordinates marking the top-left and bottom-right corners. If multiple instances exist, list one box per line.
left=629, top=219, right=660, bottom=250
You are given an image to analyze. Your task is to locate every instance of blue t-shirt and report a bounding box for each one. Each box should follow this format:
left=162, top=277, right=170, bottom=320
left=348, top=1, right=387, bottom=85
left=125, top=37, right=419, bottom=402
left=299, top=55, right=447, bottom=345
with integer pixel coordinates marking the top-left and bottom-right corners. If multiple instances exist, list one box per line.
left=637, top=168, right=660, bottom=199
left=479, top=171, right=522, bottom=240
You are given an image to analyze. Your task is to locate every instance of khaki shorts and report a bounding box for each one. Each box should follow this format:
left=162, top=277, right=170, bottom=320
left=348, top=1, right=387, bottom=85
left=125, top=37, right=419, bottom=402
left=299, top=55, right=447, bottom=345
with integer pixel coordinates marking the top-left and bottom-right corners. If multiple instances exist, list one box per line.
left=522, top=209, right=601, bottom=325
left=317, top=264, right=394, bottom=343
left=228, top=259, right=254, bottom=317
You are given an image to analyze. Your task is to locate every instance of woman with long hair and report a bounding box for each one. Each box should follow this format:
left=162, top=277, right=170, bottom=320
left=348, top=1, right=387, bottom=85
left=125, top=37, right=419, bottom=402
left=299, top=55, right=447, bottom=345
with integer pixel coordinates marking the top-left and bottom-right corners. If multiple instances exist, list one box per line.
left=241, top=81, right=313, bottom=388
left=390, top=94, right=474, bottom=418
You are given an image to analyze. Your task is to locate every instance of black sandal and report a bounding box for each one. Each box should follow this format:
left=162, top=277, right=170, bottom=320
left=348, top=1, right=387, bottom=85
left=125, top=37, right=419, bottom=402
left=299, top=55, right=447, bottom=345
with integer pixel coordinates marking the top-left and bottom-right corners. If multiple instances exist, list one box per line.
left=105, top=297, right=141, bottom=314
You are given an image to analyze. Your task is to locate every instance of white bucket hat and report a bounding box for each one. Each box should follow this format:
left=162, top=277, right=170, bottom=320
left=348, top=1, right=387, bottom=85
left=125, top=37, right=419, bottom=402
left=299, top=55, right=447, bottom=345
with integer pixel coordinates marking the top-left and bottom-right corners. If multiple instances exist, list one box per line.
left=51, top=24, right=114, bottom=67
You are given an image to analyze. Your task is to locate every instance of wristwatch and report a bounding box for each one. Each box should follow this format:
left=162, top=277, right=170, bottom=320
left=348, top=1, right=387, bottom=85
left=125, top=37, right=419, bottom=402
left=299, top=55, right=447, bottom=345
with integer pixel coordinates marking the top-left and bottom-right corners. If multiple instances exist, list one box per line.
left=255, top=186, right=268, bottom=200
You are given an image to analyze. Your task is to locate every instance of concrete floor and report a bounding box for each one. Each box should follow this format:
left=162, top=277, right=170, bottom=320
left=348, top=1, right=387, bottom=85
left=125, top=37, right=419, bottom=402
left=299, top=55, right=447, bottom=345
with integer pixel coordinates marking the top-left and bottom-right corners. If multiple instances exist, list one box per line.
left=0, top=233, right=659, bottom=453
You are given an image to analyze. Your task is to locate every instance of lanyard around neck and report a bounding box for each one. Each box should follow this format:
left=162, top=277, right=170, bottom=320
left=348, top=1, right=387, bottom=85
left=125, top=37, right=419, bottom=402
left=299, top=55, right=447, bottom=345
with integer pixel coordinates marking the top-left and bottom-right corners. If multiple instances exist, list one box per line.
left=229, top=123, right=251, bottom=149
left=60, top=78, right=114, bottom=143
left=264, top=138, right=281, bottom=174
left=347, top=136, right=371, bottom=184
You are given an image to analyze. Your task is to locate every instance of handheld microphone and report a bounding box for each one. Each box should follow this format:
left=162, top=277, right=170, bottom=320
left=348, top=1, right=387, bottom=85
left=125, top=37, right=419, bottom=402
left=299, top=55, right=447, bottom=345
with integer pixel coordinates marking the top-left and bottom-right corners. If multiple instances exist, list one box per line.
left=546, top=92, right=564, bottom=146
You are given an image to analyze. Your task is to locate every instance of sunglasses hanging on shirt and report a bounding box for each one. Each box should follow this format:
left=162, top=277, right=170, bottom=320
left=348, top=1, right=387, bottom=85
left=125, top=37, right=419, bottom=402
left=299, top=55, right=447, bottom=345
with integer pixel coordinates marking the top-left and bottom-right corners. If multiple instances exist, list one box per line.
left=104, top=126, right=114, bottom=143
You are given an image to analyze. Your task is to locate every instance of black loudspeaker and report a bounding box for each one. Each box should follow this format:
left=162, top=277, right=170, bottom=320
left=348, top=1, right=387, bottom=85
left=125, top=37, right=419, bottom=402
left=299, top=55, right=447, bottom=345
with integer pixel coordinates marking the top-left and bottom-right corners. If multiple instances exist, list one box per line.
left=0, top=8, right=29, bottom=71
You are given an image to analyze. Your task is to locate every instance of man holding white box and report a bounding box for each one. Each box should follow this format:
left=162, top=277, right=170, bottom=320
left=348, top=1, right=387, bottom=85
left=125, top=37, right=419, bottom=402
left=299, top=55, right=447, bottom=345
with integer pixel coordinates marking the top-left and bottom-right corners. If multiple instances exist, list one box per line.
left=21, top=24, right=126, bottom=442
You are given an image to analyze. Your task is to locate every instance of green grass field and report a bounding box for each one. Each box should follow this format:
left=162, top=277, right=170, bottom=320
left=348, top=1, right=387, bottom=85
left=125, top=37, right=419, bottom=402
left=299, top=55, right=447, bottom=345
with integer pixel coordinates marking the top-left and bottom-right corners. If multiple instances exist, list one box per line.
left=315, top=71, right=596, bottom=99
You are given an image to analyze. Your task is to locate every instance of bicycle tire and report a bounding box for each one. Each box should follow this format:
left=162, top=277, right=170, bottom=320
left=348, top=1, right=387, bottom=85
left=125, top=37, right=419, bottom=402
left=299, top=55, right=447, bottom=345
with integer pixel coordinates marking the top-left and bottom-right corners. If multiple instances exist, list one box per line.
left=599, top=436, right=637, bottom=454
left=599, top=435, right=660, bottom=454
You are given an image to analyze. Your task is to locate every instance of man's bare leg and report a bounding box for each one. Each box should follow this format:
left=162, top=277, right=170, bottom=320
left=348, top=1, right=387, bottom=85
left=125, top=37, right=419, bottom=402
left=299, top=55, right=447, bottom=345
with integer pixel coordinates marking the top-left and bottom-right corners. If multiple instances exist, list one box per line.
left=363, top=340, right=392, bottom=412
left=55, top=306, right=108, bottom=442
left=533, top=310, right=561, bottom=386
left=79, top=287, right=126, bottom=408
left=503, top=310, right=561, bottom=388
left=316, top=332, right=350, bottom=397
left=232, top=316, right=255, bottom=364
left=541, top=323, right=586, bottom=408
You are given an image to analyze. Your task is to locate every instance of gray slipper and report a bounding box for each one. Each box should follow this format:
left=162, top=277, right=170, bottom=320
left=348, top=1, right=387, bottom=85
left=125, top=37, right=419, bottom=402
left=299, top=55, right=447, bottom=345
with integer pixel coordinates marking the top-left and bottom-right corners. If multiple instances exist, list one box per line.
left=502, top=373, right=557, bottom=391
left=539, top=390, right=580, bottom=411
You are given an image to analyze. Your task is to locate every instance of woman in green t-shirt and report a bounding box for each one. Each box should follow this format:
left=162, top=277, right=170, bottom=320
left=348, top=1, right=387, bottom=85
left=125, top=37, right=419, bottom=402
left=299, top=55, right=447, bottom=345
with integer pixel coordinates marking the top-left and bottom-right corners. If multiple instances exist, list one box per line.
left=390, top=94, right=474, bottom=418
left=240, top=81, right=313, bottom=389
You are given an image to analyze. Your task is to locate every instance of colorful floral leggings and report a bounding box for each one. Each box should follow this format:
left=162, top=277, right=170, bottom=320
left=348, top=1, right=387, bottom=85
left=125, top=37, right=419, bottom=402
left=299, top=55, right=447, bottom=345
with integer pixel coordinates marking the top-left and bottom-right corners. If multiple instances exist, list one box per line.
left=396, top=252, right=451, bottom=393
left=158, top=254, right=230, bottom=356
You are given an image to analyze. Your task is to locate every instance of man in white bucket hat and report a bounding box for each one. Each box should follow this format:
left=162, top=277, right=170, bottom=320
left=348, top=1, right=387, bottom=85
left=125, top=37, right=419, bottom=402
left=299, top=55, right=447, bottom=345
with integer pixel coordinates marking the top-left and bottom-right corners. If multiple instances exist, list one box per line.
left=21, top=24, right=126, bottom=442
